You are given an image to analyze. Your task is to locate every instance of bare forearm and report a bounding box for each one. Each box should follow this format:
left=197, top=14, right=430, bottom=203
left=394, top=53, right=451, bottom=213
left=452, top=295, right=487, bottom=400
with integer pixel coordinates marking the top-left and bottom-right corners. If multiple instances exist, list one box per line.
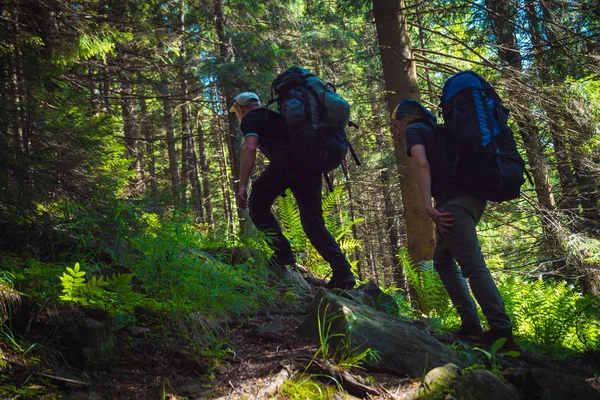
left=413, top=162, right=433, bottom=208
left=239, top=147, right=256, bottom=187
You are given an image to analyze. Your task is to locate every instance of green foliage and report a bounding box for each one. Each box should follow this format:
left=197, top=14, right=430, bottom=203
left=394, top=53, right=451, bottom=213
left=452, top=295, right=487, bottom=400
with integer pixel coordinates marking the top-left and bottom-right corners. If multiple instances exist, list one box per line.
left=276, top=186, right=362, bottom=277
left=59, top=262, right=146, bottom=313
left=311, top=299, right=380, bottom=371
left=380, top=286, right=418, bottom=319
left=125, top=210, right=275, bottom=317
left=397, top=248, right=454, bottom=321
left=500, top=275, right=600, bottom=353
left=473, top=338, right=520, bottom=376
left=1, top=326, right=37, bottom=356
left=280, top=376, right=338, bottom=399
left=0, top=271, right=18, bottom=325
left=59, top=262, right=99, bottom=302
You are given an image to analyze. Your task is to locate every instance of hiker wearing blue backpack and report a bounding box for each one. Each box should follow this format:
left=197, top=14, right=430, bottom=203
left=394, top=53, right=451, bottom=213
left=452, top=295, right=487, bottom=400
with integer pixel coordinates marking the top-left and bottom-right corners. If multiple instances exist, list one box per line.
left=231, top=91, right=356, bottom=290
left=391, top=98, right=515, bottom=347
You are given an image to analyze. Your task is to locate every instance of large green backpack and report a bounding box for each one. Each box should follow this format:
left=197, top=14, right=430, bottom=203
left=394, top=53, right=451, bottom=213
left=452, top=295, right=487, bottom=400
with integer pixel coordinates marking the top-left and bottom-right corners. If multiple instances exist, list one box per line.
left=269, top=66, right=352, bottom=173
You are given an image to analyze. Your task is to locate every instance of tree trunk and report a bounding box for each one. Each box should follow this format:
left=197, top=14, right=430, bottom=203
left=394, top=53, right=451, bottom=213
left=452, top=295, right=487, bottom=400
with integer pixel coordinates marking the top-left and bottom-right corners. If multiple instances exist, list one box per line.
left=118, top=48, right=144, bottom=196
left=102, top=66, right=111, bottom=113
left=217, top=116, right=234, bottom=232
left=213, top=0, right=247, bottom=231
left=373, top=0, right=434, bottom=297
left=197, top=121, right=214, bottom=225
left=497, top=0, right=600, bottom=294
left=158, top=64, right=180, bottom=206
left=373, top=103, right=404, bottom=289
left=139, top=98, right=157, bottom=197
left=486, top=0, right=559, bottom=229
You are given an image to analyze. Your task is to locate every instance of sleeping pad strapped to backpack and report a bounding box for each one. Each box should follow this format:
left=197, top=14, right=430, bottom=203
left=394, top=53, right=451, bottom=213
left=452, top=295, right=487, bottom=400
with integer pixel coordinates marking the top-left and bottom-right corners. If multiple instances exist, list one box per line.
left=270, top=66, right=350, bottom=173
left=440, top=70, right=527, bottom=203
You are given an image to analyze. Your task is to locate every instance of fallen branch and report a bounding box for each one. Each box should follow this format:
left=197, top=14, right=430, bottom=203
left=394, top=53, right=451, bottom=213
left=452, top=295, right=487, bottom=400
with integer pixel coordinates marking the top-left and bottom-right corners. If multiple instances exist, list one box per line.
left=36, top=372, right=90, bottom=386
left=305, top=359, right=380, bottom=398
left=255, top=362, right=298, bottom=399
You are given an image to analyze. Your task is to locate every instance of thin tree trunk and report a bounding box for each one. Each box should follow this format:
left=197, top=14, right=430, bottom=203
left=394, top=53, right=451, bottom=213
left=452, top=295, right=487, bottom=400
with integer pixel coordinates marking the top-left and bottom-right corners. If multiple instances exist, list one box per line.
left=499, top=0, right=600, bottom=294
left=180, top=80, right=203, bottom=219
left=217, top=116, right=234, bottom=232
left=197, top=121, right=214, bottom=225
left=213, top=0, right=247, bottom=231
left=486, top=0, right=558, bottom=237
left=139, top=99, right=157, bottom=197
left=118, top=48, right=143, bottom=196
left=373, top=103, right=404, bottom=289
left=343, top=168, right=363, bottom=279
left=158, top=63, right=180, bottom=206
left=102, top=66, right=111, bottom=113
left=373, top=0, right=434, bottom=302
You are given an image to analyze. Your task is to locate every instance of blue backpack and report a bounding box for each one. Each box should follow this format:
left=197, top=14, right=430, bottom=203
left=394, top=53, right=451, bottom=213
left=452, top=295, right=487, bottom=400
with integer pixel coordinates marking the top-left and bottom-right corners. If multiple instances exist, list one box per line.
left=440, top=70, right=527, bottom=202
left=269, top=66, right=354, bottom=174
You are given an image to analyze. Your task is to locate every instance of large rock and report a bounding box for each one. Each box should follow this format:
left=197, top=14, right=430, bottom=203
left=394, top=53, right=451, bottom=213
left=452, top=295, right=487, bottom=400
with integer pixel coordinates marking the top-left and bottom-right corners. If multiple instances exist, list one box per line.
left=58, top=309, right=115, bottom=370
left=412, top=364, right=519, bottom=400
left=454, top=369, right=520, bottom=400
left=298, top=289, right=463, bottom=377
left=507, top=367, right=600, bottom=400
left=418, top=363, right=463, bottom=397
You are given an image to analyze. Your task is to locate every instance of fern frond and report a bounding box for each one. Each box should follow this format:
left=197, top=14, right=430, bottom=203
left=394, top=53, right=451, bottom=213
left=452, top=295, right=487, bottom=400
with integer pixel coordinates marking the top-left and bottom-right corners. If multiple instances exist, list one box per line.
left=322, top=186, right=345, bottom=217
left=339, top=238, right=362, bottom=252
left=276, top=189, right=307, bottom=251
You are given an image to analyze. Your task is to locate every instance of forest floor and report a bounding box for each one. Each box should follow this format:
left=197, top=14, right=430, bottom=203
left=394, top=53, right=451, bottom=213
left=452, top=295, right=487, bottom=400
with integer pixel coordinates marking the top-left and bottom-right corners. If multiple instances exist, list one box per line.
left=1, top=280, right=600, bottom=399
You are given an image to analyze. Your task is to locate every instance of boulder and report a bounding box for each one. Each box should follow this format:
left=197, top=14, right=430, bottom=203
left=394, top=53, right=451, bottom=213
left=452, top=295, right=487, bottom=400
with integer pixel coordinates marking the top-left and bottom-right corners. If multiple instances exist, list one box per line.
left=415, top=363, right=463, bottom=398
left=506, top=367, right=600, bottom=400
left=454, top=369, right=520, bottom=400
left=298, top=289, right=463, bottom=377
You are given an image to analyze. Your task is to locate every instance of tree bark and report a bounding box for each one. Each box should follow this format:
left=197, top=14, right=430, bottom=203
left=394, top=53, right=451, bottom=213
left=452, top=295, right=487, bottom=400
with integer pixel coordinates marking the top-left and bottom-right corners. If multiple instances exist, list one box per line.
left=139, top=98, right=157, bottom=197
left=213, top=0, right=247, bottom=231
left=158, top=63, right=180, bottom=206
left=373, top=103, right=405, bottom=289
left=496, top=0, right=600, bottom=294
left=373, top=0, right=434, bottom=292
left=197, top=121, right=214, bottom=225
left=118, top=48, right=144, bottom=196
left=217, top=117, right=234, bottom=233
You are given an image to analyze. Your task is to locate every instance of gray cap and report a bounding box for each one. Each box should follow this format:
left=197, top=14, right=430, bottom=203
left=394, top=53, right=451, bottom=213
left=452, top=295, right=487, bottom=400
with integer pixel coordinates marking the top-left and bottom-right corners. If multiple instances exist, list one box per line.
left=230, top=92, right=260, bottom=111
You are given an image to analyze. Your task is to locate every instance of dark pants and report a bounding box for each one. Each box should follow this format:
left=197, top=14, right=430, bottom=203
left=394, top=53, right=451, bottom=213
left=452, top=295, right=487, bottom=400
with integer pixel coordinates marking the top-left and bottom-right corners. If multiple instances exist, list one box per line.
left=248, top=159, right=353, bottom=278
left=434, top=196, right=512, bottom=333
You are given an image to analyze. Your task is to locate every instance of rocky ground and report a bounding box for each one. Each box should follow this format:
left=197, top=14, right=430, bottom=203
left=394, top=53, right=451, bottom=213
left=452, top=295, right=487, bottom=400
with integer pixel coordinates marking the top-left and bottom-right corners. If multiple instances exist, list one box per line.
left=1, top=275, right=600, bottom=399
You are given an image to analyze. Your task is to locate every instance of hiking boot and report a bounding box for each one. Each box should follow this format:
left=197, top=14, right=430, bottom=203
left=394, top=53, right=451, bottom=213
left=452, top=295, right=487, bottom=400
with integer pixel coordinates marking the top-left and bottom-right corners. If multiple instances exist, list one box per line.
left=325, top=275, right=356, bottom=290
left=455, top=323, right=484, bottom=339
left=268, top=255, right=296, bottom=268
left=481, top=329, right=519, bottom=351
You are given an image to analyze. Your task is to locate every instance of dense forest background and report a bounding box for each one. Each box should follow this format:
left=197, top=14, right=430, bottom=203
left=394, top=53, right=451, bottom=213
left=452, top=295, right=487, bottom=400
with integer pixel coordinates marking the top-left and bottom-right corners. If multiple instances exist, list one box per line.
left=1, top=0, right=600, bottom=393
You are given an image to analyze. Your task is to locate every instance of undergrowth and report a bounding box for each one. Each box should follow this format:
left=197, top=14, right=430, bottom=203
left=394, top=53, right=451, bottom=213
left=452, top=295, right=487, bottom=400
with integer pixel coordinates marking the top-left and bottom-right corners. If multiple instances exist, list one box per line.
left=395, top=247, right=600, bottom=355
left=277, top=186, right=362, bottom=278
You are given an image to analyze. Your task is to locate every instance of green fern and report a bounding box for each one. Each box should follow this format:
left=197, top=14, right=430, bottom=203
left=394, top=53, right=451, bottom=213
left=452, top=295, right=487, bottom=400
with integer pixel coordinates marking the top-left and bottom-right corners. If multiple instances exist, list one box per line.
left=396, top=248, right=451, bottom=318
left=105, top=273, right=134, bottom=293
left=275, top=187, right=362, bottom=276
left=507, top=276, right=596, bottom=352
left=59, top=263, right=145, bottom=313
left=276, top=189, right=307, bottom=251
left=59, top=262, right=91, bottom=302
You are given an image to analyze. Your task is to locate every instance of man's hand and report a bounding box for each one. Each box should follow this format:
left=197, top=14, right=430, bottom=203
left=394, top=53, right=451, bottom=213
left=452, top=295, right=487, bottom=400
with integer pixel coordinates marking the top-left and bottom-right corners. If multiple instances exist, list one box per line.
left=237, top=185, right=248, bottom=208
left=425, top=205, right=454, bottom=234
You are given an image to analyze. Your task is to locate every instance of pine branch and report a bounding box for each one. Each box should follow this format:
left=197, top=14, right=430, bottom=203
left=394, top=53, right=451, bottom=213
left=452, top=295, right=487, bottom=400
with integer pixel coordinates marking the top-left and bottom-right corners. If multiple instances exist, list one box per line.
left=407, top=21, right=497, bottom=68
left=413, top=48, right=497, bottom=69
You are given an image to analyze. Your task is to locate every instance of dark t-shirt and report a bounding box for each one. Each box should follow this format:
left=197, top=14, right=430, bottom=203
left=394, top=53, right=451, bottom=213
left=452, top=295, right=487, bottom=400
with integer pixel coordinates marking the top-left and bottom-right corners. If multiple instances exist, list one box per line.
left=240, top=108, right=292, bottom=160
left=405, top=121, right=468, bottom=205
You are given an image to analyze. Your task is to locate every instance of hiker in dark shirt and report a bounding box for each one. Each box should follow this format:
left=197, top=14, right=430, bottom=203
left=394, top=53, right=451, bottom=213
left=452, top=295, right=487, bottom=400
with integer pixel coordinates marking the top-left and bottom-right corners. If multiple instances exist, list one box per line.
left=231, top=92, right=356, bottom=290
left=391, top=99, right=514, bottom=346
